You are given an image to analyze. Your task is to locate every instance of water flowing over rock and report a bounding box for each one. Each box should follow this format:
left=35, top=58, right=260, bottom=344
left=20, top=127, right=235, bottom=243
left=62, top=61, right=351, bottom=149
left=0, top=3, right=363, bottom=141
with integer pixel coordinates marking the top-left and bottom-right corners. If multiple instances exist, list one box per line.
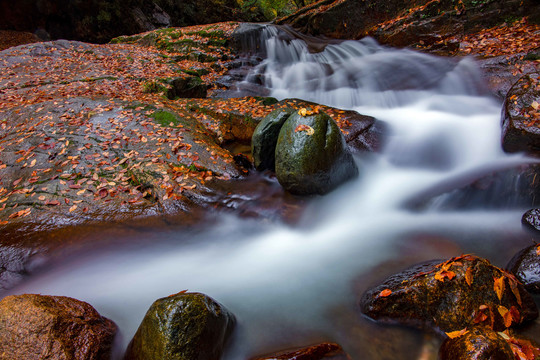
left=507, top=244, right=540, bottom=294
left=501, top=72, right=540, bottom=156
left=251, top=342, right=350, bottom=360
left=275, top=110, right=358, bottom=195
left=360, top=255, right=538, bottom=333
left=0, top=294, right=117, bottom=360
left=252, top=108, right=296, bottom=171
left=124, top=292, right=235, bottom=360
left=439, top=326, right=515, bottom=360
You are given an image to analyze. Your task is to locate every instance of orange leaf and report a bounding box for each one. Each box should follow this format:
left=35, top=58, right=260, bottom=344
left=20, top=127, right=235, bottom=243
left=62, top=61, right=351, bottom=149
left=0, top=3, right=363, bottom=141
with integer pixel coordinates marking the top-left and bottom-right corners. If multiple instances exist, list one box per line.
left=509, top=279, right=522, bottom=306
left=498, top=305, right=513, bottom=328
left=465, top=267, right=473, bottom=286
left=379, top=289, right=392, bottom=297
left=494, top=276, right=505, bottom=301
left=446, top=328, right=468, bottom=339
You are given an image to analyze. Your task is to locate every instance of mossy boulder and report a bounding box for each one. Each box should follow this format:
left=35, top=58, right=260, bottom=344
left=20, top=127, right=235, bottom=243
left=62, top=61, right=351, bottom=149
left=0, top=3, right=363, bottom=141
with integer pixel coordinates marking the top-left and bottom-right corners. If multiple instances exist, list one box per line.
left=0, top=294, right=117, bottom=360
left=124, top=292, right=235, bottom=360
left=439, top=326, right=515, bottom=360
left=507, top=244, right=540, bottom=294
left=167, top=76, right=207, bottom=99
left=501, top=72, right=540, bottom=155
left=360, top=255, right=538, bottom=333
left=275, top=110, right=358, bottom=195
left=251, top=108, right=295, bottom=171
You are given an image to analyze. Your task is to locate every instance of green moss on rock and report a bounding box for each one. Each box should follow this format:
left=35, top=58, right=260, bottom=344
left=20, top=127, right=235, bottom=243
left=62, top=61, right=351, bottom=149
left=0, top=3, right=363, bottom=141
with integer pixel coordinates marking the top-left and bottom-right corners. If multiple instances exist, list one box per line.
left=125, top=292, right=236, bottom=360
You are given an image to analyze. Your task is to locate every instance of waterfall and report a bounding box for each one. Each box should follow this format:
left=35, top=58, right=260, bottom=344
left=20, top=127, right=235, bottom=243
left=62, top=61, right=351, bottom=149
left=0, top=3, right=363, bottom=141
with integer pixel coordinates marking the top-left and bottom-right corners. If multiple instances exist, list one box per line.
left=6, top=25, right=537, bottom=360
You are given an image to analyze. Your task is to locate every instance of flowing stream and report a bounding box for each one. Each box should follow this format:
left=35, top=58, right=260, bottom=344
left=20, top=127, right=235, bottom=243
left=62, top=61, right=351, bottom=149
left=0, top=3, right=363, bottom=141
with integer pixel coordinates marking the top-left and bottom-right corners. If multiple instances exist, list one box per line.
left=6, top=25, right=539, bottom=359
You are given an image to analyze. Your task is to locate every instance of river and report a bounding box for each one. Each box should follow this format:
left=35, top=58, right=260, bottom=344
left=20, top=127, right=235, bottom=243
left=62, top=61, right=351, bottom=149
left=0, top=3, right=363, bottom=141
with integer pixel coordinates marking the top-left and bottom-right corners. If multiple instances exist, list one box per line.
left=6, top=25, right=539, bottom=359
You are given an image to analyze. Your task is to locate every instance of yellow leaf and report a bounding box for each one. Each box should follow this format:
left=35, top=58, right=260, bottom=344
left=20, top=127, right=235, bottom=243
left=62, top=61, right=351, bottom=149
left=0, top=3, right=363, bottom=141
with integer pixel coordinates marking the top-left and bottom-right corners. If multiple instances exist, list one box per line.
left=494, top=276, right=505, bottom=301
left=29, top=159, right=37, bottom=168
left=465, top=267, right=473, bottom=286
left=532, top=101, right=539, bottom=110
left=69, top=205, right=77, bottom=212
left=298, top=108, right=308, bottom=117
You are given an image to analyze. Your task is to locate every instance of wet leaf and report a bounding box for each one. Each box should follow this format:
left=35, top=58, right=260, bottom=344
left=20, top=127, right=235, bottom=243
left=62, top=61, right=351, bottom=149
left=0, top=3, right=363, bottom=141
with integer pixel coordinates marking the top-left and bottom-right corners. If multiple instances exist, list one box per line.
left=69, top=205, right=77, bottom=212
left=465, top=267, right=473, bottom=286
left=494, top=276, right=505, bottom=301
left=294, top=124, right=315, bottom=135
left=379, top=289, right=392, bottom=297
left=446, top=328, right=468, bottom=339
left=509, top=279, right=522, bottom=306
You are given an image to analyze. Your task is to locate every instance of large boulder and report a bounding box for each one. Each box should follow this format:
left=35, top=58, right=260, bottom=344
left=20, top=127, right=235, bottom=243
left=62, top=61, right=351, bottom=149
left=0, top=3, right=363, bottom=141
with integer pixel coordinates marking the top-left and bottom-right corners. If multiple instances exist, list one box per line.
left=507, top=244, right=540, bottom=293
left=360, top=255, right=538, bottom=333
left=501, top=72, right=540, bottom=155
left=0, top=294, right=117, bottom=359
left=252, top=108, right=295, bottom=171
left=125, top=291, right=236, bottom=360
left=275, top=109, right=358, bottom=195
left=167, top=76, right=207, bottom=99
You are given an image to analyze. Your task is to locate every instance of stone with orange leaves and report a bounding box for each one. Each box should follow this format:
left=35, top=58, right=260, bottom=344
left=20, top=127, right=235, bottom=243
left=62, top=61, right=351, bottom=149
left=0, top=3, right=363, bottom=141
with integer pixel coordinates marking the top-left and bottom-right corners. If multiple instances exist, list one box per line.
left=360, top=255, right=538, bottom=333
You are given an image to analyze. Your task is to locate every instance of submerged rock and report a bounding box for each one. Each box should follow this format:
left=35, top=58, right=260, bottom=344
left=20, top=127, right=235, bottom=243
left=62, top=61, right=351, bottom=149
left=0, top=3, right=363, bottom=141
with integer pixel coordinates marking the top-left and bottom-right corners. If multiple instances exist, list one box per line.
left=275, top=109, right=358, bottom=195
left=251, top=342, right=350, bottom=360
left=125, top=291, right=235, bottom=360
left=0, top=294, right=117, bottom=359
left=439, top=326, right=515, bottom=360
left=360, top=255, right=538, bottom=333
left=522, top=208, right=540, bottom=233
left=501, top=72, right=540, bottom=155
left=507, top=244, right=540, bottom=293
left=252, top=108, right=295, bottom=171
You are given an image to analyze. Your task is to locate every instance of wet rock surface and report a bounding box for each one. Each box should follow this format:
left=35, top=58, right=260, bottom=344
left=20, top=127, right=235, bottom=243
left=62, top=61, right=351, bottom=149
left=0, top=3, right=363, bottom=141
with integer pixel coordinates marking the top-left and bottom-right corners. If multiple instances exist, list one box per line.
left=125, top=291, right=235, bottom=360
left=0, top=294, right=117, bottom=359
left=522, top=209, right=540, bottom=233
left=507, top=244, right=540, bottom=293
left=275, top=110, right=359, bottom=195
left=252, top=108, right=295, bottom=171
left=439, top=326, right=515, bottom=360
left=251, top=342, right=350, bottom=360
left=360, top=255, right=538, bottom=333
left=501, top=72, right=540, bottom=155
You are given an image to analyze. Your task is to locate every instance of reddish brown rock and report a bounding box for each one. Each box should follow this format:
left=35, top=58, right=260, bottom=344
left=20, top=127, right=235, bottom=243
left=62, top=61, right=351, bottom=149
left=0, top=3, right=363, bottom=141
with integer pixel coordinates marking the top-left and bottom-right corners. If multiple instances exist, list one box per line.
left=0, top=294, right=117, bottom=359
left=251, top=342, right=350, bottom=360
left=360, top=255, right=538, bottom=333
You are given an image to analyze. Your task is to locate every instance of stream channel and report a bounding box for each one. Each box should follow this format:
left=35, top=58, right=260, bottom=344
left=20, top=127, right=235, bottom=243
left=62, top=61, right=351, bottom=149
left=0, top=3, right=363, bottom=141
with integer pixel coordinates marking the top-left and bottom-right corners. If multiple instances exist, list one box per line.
left=6, top=24, right=540, bottom=359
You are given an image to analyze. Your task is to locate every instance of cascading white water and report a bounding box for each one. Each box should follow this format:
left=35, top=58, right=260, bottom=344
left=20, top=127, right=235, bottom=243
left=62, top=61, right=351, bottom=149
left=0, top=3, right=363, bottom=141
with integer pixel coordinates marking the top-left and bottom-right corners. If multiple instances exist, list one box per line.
left=6, top=26, right=538, bottom=359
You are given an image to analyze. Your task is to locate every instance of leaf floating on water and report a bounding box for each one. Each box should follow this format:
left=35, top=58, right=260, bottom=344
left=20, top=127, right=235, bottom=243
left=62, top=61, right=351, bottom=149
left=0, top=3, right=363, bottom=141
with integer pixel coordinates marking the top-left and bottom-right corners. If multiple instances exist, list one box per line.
left=294, top=124, right=315, bottom=135
left=379, top=289, right=392, bottom=297
left=494, top=276, right=505, bottom=301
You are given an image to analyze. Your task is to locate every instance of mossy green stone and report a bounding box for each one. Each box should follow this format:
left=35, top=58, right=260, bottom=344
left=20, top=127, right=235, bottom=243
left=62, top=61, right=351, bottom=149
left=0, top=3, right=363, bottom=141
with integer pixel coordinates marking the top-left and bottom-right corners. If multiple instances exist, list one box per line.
left=251, top=108, right=295, bottom=171
left=275, top=112, right=358, bottom=195
left=125, top=292, right=235, bottom=360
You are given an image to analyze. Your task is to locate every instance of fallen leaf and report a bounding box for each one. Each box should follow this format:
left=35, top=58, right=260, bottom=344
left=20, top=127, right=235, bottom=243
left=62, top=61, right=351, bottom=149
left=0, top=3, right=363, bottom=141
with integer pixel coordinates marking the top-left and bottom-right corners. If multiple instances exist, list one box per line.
left=465, top=267, right=473, bottom=286
left=69, top=205, right=77, bottom=212
left=532, top=101, right=539, bottom=110
left=494, top=276, right=505, bottom=301
left=379, top=289, right=392, bottom=297
left=294, top=124, right=315, bottom=135
left=446, top=328, right=468, bottom=339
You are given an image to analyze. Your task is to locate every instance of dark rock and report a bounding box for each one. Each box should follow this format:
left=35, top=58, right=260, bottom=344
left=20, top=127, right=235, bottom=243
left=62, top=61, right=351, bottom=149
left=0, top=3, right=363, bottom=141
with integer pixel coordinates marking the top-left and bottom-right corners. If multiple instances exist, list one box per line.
left=408, top=163, right=540, bottom=211
left=0, top=294, right=117, bottom=359
left=501, top=72, right=540, bottom=155
left=125, top=291, right=235, bottom=360
left=252, top=108, right=296, bottom=171
left=167, top=76, right=207, bottom=99
left=507, top=244, right=540, bottom=293
left=439, top=326, right=514, bottom=360
left=275, top=110, right=358, bottom=195
left=251, top=342, right=350, bottom=360
left=522, top=209, right=540, bottom=233
left=360, top=255, right=538, bottom=333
